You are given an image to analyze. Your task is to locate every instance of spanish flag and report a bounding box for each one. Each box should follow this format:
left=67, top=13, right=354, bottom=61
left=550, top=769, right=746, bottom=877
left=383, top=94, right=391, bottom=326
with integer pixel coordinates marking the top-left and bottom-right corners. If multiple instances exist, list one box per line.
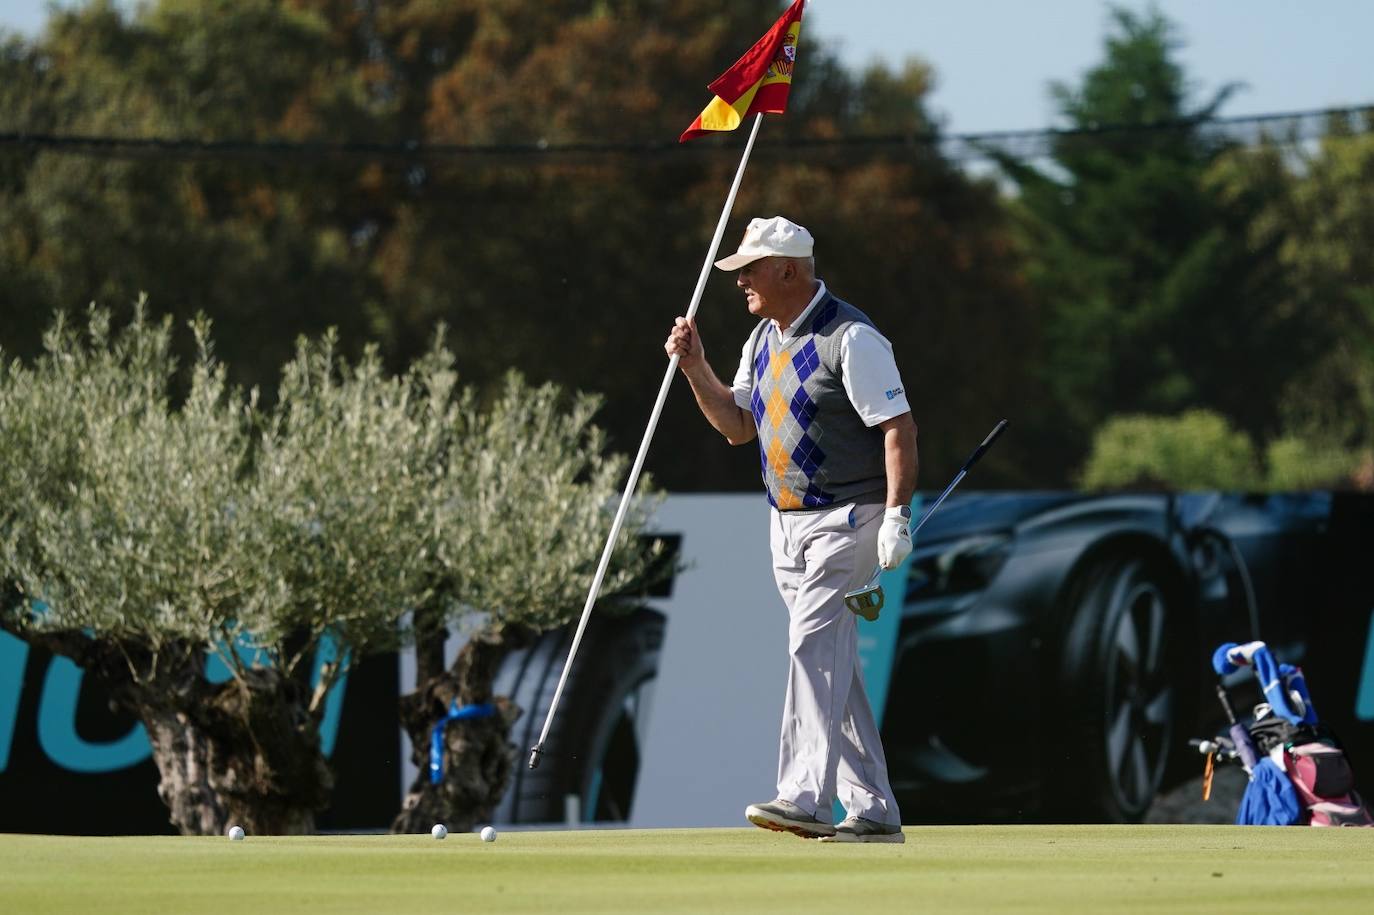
left=679, top=0, right=806, bottom=143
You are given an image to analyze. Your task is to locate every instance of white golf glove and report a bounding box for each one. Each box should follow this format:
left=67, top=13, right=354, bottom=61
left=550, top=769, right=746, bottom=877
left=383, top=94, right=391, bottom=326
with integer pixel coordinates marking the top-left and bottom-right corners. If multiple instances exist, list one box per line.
left=877, top=506, right=913, bottom=570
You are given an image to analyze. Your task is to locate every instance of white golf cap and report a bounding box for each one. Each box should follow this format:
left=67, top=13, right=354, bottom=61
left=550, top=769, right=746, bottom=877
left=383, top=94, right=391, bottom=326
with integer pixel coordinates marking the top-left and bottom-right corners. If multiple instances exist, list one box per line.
left=714, top=216, right=814, bottom=271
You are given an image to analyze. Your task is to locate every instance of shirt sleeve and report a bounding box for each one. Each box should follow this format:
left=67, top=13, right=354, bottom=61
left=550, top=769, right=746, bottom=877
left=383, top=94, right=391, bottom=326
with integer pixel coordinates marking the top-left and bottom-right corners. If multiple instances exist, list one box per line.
left=730, top=332, right=756, bottom=410
left=840, top=324, right=911, bottom=427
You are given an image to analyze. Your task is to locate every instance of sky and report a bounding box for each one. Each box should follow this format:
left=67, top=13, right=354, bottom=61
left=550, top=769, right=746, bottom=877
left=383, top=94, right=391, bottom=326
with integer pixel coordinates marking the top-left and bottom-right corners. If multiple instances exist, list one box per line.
left=1, top=0, right=1371, bottom=135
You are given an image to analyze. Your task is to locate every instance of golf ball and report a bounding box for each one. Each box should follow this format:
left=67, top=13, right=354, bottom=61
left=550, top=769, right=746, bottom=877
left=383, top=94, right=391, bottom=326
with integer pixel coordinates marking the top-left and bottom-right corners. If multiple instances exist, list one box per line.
left=480, top=826, right=497, bottom=843
left=431, top=824, right=448, bottom=840
left=227, top=825, right=245, bottom=841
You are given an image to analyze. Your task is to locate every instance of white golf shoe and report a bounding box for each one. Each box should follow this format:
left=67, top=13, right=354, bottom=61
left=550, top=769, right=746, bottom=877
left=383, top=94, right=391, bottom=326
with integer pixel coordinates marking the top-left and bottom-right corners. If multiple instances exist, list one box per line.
left=817, top=815, right=905, bottom=844
left=745, top=799, right=836, bottom=839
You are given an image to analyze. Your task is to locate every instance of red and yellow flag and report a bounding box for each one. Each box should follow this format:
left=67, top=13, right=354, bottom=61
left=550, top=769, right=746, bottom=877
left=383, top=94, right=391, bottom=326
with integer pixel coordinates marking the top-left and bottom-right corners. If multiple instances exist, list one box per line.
left=679, top=0, right=805, bottom=143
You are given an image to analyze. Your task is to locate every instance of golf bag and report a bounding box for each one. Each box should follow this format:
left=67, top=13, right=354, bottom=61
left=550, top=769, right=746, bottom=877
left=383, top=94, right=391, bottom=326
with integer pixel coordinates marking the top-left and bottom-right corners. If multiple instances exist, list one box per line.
left=1210, top=641, right=1374, bottom=827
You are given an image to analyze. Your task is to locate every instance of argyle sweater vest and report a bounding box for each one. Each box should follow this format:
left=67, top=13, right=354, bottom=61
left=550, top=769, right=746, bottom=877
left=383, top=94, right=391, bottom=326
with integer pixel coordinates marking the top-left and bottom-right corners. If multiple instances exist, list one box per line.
left=747, top=293, right=887, bottom=511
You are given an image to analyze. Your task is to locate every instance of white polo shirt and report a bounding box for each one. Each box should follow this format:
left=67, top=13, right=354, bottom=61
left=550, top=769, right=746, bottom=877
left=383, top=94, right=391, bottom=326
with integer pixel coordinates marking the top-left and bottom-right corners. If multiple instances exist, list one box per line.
left=729, top=281, right=911, bottom=427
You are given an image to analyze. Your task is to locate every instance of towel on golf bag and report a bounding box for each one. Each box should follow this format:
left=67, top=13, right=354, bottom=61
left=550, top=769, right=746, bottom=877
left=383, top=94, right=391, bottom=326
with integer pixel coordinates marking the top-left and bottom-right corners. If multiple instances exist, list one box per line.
left=1236, top=757, right=1302, bottom=826
left=1283, top=742, right=1374, bottom=827
left=1212, top=641, right=1316, bottom=726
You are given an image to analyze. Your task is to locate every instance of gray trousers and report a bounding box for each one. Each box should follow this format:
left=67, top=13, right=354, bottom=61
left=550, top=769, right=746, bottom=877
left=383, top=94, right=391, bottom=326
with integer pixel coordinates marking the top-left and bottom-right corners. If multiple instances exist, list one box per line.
left=769, top=500, right=901, bottom=826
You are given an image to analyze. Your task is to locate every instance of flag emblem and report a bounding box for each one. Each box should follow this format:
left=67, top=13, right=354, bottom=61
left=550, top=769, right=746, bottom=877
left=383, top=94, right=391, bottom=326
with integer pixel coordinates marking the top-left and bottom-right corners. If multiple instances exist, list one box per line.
left=770, top=34, right=797, bottom=80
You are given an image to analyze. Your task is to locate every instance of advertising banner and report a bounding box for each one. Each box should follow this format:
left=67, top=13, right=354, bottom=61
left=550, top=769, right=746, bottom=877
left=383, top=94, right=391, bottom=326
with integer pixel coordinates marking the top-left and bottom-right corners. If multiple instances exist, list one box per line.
left=4, top=492, right=1374, bottom=832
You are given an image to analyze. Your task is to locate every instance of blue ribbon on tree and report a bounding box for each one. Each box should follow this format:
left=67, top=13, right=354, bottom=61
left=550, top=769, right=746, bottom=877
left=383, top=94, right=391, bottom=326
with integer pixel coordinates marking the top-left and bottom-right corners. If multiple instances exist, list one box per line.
left=429, top=701, right=497, bottom=784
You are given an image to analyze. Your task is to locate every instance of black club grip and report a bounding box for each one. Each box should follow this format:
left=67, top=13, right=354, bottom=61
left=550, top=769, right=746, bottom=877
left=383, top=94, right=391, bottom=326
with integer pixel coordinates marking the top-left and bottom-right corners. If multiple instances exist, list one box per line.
left=959, top=419, right=1009, bottom=473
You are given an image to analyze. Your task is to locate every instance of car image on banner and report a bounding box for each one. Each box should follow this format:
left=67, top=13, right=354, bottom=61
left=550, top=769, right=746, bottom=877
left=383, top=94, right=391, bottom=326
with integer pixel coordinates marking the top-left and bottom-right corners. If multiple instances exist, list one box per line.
left=874, top=490, right=1346, bottom=823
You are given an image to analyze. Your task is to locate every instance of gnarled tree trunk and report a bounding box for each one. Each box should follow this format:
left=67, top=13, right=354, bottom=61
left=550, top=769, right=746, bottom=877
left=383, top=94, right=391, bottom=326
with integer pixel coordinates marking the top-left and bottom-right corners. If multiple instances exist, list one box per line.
left=10, top=628, right=333, bottom=835
left=139, top=668, right=333, bottom=836
left=392, top=623, right=532, bottom=834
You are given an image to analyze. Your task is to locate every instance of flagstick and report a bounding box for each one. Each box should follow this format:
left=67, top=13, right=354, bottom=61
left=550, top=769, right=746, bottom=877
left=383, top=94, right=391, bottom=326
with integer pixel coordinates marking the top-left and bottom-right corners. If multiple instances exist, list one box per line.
left=529, top=113, right=765, bottom=770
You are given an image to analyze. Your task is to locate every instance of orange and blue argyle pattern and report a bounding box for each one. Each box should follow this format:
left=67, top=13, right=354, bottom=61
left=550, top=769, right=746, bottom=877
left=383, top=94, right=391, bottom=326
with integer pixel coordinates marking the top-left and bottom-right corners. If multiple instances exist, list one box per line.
left=749, top=321, right=835, bottom=510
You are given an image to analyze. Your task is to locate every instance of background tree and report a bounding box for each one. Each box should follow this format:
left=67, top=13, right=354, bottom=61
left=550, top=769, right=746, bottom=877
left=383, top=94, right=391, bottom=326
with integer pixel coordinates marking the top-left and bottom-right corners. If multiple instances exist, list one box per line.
left=1079, top=410, right=1261, bottom=490
left=1209, top=114, right=1374, bottom=489
left=996, top=6, right=1321, bottom=474
left=1080, top=405, right=1365, bottom=492
left=0, top=0, right=398, bottom=382
left=0, top=0, right=1040, bottom=491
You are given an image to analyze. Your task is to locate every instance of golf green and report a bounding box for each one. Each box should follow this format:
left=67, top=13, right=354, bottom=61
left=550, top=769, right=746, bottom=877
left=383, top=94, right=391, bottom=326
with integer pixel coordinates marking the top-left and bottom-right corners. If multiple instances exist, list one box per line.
left=3, top=826, right=1373, bottom=913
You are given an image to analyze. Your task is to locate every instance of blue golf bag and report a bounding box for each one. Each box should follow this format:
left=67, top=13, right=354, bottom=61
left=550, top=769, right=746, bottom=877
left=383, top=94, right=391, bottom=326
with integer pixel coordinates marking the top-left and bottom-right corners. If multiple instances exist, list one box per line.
left=1211, top=641, right=1373, bottom=827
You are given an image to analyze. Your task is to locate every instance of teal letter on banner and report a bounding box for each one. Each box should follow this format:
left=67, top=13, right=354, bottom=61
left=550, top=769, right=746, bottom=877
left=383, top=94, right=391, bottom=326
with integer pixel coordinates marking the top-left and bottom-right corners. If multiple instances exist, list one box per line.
left=1357, top=608, right=1374, bottom=722
left=0, top=631, right=28, bottom=773
left=312, top=633, right=350, bottom=757
left=37, top=656, right=151, bottom=773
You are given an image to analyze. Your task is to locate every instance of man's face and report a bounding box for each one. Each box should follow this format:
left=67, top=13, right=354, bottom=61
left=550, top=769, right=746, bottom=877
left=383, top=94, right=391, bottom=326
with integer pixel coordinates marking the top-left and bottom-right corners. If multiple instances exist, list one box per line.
left=736, top=257, right=790, bottom=319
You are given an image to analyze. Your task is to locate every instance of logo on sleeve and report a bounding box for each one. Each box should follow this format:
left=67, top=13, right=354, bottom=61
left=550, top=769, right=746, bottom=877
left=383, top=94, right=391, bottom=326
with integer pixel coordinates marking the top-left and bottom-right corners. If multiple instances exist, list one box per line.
left=885, top=387, right=904, bottom=401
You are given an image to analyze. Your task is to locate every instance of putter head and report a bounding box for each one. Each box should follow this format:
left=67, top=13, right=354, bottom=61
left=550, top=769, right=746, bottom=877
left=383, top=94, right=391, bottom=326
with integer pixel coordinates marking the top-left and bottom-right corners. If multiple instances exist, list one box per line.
left=844, top=566, right=885, bottom=621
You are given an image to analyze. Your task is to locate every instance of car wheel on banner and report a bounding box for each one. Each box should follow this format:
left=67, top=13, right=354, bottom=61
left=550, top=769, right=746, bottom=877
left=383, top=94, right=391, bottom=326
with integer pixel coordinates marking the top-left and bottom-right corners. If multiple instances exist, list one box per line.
left=1054, top=555, right=1186, bottom=823
left=493, top=607, right=664, bottom=826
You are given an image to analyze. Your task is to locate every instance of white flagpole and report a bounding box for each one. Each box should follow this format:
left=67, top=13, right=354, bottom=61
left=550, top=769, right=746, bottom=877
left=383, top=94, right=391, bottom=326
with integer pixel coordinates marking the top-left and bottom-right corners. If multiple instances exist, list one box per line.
left=529, top=112, right=766, bottom=769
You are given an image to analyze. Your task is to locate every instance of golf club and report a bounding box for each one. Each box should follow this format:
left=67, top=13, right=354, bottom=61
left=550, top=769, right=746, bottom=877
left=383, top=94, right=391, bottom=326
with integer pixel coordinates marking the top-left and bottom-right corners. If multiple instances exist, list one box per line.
left=1214, top=681, right=1260, bottom=773
left=844, top=419, right=1009, bottom=621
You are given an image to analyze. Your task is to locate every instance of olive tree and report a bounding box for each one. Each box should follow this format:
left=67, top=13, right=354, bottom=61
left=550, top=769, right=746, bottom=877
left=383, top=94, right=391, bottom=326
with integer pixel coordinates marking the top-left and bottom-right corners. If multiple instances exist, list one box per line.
left=0, top=306, right=434, bottom=834
left=391, top=365, right=665, bottom=834
left=0, top=307, right=663, bottom=834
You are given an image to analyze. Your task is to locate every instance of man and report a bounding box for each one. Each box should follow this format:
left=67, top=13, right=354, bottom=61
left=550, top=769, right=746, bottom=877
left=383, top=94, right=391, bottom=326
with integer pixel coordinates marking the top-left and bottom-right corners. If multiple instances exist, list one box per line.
left=664, top=215, right=917, bottom=844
